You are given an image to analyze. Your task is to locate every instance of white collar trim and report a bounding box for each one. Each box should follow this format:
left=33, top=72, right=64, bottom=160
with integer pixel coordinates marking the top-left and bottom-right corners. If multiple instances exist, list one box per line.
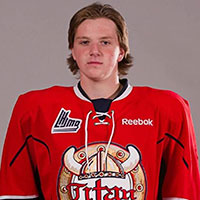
left=73, top=84, right=90, bottom=102
left=73, top=83, right=133, bottom=102
left=113, top=84, right=133, bottom=101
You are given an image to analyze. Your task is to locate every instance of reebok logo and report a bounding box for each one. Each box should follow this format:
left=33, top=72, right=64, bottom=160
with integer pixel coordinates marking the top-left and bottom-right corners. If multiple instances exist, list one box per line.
left=122, top=118, right=153, bottom=126
left=51, top=108, right=82, bottom=133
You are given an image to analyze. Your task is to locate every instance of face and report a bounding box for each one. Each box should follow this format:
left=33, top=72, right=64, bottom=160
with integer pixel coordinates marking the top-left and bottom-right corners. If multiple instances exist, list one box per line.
left=71, top=18, right=124, bottom=82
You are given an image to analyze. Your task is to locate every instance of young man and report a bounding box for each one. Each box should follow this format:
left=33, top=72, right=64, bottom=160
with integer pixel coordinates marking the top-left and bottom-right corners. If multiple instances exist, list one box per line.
left=0, top=3, right=200, bottom=200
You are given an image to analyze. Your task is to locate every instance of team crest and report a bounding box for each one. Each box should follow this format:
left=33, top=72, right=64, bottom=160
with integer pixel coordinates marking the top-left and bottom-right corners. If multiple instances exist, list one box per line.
left=58, top=143, right=147, bottom=199
left=52, top=108, right=82, bottom=133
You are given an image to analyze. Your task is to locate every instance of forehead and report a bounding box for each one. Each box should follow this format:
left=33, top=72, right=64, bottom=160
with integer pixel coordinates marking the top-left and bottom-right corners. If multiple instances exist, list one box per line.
left=75, top=18, right=118, bottom=38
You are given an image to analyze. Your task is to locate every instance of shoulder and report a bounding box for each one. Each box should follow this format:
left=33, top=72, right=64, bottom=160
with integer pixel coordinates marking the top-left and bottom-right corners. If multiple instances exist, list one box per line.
left=133, top=86, right=189, bottom=115
left=134, top=86, right=188, bottom=103
left=15, top=86, right=74, bottom=111
left=20, top=85, right=73, bottom=101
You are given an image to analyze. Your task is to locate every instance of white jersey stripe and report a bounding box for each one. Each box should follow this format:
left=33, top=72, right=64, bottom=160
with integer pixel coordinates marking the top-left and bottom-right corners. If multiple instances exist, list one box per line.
left=0, top=195, right=38, bottom=199
left=163, top=198, right=188, bottom=200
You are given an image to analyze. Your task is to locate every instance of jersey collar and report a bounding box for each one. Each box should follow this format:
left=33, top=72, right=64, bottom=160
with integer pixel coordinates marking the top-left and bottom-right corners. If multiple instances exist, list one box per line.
left=73, top=79, right=133, bottom=102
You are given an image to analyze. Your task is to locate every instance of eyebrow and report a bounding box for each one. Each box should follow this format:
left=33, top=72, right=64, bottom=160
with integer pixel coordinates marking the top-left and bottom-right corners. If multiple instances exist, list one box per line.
left=100, top=36, right=113, bottom=40
left=75, top=36, right=89, bottom=40
left=75, top=36, right=114, bottom=40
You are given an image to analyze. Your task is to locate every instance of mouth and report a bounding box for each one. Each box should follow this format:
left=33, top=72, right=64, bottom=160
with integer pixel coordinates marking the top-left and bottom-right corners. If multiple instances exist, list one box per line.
left=87, top=61, right=103, bottom=65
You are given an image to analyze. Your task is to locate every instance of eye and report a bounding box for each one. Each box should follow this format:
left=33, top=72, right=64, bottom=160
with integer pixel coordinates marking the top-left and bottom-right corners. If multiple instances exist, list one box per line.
left=101, top=40, right=111, bottom=46
left=79, top=40, right=89, bottom=45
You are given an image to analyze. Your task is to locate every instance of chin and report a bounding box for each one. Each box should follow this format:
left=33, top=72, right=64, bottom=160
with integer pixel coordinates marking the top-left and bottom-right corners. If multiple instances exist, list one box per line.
left=88, top=76, right=105, bottom=82
left=86, top=72, right=106, bottom=81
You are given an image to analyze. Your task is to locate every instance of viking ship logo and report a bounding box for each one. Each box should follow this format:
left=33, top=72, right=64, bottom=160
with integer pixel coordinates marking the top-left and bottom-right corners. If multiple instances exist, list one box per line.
left=58, top=143, right=147, bottom=200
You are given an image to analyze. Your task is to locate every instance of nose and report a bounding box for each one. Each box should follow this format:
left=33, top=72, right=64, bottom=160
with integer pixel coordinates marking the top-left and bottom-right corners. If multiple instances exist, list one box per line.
left=89, top=43, right=101, bottom=57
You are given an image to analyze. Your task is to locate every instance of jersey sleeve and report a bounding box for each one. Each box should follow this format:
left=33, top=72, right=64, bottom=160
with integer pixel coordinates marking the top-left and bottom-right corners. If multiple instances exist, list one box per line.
left=0, top=95, right=40, bottom=199
left=161, top=97, right=200, bottom=200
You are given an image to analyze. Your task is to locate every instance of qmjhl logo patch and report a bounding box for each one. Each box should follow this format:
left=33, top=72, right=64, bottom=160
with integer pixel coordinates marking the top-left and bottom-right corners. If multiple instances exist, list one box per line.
left=51, top=108, right=82, bottom=133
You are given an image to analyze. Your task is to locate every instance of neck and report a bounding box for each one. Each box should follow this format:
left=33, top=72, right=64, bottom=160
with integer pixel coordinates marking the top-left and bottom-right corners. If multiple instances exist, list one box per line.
left=80, top=76, right=121, bottom=100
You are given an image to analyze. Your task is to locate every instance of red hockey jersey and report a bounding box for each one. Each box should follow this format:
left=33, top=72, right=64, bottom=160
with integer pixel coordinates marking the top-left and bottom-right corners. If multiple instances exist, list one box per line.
left=0, top=84, right=200, bottom=200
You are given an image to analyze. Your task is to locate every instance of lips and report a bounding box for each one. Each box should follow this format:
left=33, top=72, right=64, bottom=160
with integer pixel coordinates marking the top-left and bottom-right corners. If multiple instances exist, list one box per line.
left=87, top=61, right=103, bottom=65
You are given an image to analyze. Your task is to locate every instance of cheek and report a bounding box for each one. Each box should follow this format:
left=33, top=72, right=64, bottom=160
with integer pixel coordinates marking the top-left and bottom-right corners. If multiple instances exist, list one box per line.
left=72, top=49, right=85, bottom=62
left=107, top=49, right=121, bottom=62
left=71, top=48, right=77, bottom=61
left=72, top=45, right=87, bottom=57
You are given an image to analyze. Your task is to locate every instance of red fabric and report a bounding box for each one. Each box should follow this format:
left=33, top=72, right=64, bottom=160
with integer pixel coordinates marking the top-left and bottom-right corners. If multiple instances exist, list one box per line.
left=0, top=85, right=199, bottom=199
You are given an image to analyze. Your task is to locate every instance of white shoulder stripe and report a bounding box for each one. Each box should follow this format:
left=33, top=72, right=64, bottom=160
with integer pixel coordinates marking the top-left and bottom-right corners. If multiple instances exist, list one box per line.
left=0, top=195, right=38, bottom=199
left=163, top=198, right=188, bottom=200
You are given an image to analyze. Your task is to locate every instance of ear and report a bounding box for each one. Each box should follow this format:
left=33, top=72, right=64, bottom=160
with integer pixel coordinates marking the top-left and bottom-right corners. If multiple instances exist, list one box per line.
left=117, top=48, right=125, bottom=62
left=71, top=48, right=76, bottom=61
